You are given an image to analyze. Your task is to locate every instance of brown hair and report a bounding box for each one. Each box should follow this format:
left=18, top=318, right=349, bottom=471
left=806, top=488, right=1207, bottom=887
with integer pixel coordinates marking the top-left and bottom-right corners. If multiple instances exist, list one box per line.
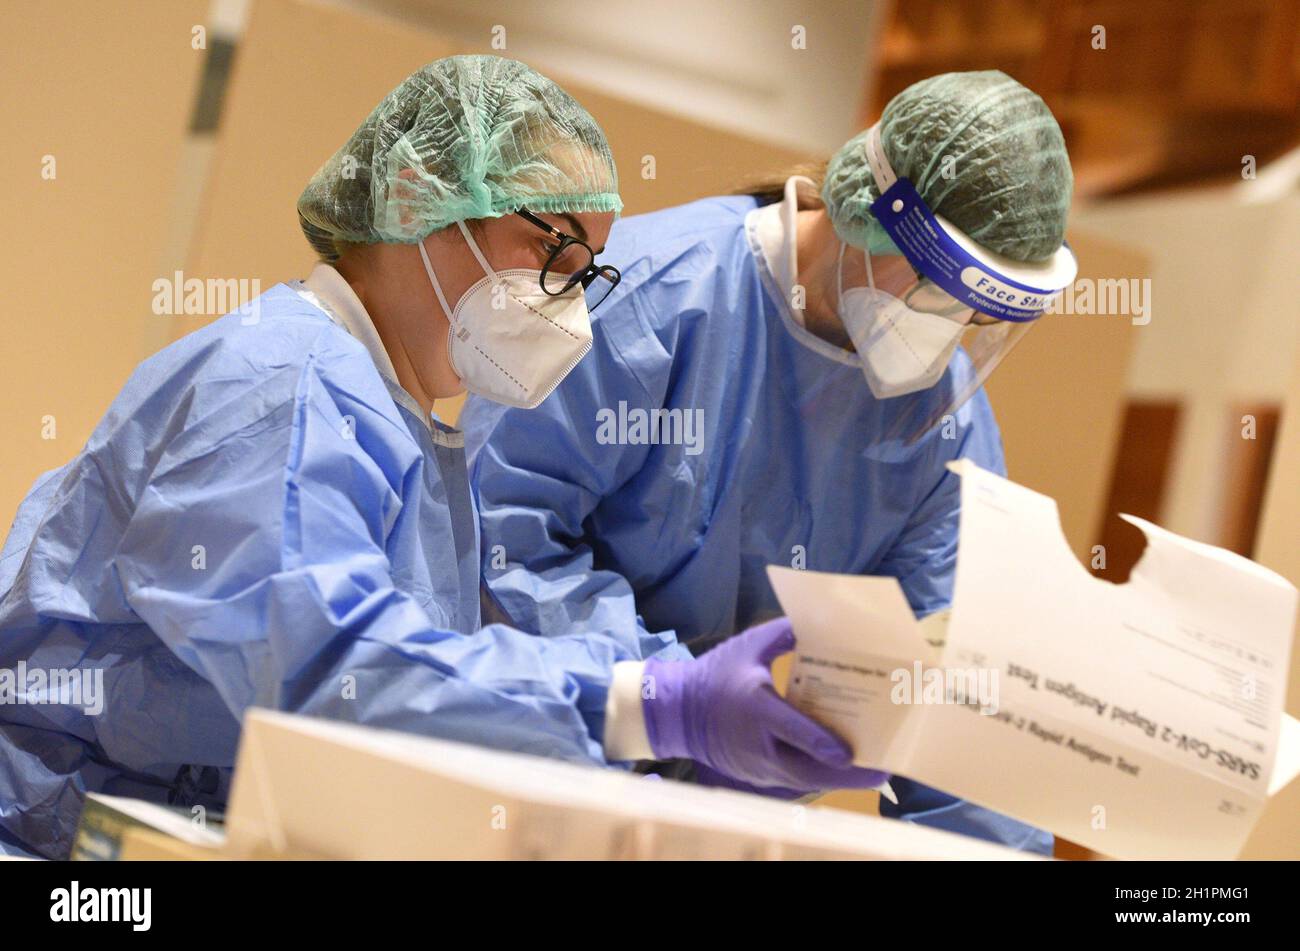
left=732, top=160, right=829, bottom=208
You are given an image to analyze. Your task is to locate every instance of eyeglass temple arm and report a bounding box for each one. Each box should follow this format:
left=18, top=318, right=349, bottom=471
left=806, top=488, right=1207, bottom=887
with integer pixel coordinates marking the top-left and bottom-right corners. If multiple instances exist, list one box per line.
left=517, top=208, right=564, bottom=241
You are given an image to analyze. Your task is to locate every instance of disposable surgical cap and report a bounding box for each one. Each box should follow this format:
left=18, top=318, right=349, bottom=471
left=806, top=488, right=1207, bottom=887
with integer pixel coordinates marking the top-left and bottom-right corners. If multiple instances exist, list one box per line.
left=297, top=54, right=622, bottom=261
left=822, top=70, right=1073, bottom=262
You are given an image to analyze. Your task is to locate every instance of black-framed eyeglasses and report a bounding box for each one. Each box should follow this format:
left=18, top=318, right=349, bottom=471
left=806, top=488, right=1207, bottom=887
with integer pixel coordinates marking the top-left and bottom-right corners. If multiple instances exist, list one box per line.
left=516, top=208, right=621, bottom=310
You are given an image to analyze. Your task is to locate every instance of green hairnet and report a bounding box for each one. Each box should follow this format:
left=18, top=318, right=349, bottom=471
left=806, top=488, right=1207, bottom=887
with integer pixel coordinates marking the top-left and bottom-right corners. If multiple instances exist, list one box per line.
left=297, top=55, right=622, bottom=261
left=822, top=70, right=1072, bottom=262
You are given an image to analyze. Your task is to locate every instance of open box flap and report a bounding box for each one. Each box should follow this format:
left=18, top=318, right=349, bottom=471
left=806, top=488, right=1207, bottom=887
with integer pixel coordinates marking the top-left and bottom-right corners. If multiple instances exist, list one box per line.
left=767, top=566, right=938, bottom=667
left=777, top=461, right=1298, bottom=858
left=1120, top=512, right=1296, bottom=589
left=943, top=460, right=1296, bottom=790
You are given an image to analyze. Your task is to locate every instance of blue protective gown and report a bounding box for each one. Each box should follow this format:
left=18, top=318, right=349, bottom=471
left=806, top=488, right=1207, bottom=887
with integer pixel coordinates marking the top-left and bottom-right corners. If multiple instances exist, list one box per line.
left=462, top=195, right=1054, bottom=854
left=0, top=284, right=636, bottom=859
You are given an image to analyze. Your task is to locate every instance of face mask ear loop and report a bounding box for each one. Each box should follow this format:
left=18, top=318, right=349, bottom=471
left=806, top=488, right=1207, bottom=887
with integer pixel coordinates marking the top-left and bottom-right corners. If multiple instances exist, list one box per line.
left=835, top=241, right=849, bottom=313
left=862, top=244, right=877, bottom=292
left=456, top=220, right=499, bottom=282
left=418, top=239, right=456, bottom=322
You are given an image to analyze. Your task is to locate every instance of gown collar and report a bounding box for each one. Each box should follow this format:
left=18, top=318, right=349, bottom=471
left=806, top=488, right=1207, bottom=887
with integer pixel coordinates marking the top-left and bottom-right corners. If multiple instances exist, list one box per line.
left=295, top=263, right=459, bottom=442
left=745, top=177, right=858, bottom=367
left=301, top=262, right=401, bottom=385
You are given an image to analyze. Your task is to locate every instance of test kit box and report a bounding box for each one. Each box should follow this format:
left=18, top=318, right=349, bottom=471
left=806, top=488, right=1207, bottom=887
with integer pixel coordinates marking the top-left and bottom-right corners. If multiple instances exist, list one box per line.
left=217, top=708, right=1036, bottom=860
left=71, top=793, right=224, bottom=861
left=774, top=460, right=1300, bottom=860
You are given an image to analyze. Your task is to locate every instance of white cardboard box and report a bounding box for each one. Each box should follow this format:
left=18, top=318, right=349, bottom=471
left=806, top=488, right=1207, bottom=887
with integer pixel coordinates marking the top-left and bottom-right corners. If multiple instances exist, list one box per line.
left=221, top=708, right=1038, bottom=860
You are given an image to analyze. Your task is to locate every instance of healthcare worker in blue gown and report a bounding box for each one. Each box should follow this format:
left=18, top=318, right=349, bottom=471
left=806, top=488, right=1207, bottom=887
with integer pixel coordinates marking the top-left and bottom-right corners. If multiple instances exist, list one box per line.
left=463, top=71, right=1079, bottom=854
left=0, top=56, right=884, bottom=859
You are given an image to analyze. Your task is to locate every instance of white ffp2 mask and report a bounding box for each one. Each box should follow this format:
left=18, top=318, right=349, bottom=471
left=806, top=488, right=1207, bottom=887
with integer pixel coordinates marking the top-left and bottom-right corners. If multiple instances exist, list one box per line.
left=841, top=286, right=965, bottom=398
left=420, top=221, right=593, bottom=409
left=838, top=244, right=966, bottom=399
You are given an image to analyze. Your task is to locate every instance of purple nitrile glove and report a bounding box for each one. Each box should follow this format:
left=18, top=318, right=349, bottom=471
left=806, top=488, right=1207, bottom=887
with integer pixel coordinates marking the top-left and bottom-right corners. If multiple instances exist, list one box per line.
left=642, top=617, right=889, bottom=792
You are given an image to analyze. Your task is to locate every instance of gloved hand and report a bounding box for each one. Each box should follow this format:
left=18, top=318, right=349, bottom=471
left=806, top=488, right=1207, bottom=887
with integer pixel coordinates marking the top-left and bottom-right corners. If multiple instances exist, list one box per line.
left=642, top=617, right=889, bottom=793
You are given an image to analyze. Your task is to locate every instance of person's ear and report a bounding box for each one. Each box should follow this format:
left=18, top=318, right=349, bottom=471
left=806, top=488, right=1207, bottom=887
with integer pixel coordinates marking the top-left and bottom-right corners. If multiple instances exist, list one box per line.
left=391, top=167, right=424, bottom=230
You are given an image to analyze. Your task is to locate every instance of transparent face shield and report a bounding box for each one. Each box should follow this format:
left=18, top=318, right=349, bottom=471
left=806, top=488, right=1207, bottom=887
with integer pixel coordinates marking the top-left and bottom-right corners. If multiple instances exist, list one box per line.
left=833, top=121, right=1078, bottom=446
left=836, top=243, right=1034, bottom=442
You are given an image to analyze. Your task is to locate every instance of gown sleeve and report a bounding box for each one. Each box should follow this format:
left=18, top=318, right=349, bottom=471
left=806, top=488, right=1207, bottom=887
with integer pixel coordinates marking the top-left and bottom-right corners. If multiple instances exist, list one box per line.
left=114, top=347, right=640, bottom=766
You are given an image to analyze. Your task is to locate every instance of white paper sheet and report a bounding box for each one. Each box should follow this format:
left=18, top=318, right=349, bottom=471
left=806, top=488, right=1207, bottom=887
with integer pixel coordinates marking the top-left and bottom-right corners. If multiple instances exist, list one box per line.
left=772, top=460, right=1300, bottom=860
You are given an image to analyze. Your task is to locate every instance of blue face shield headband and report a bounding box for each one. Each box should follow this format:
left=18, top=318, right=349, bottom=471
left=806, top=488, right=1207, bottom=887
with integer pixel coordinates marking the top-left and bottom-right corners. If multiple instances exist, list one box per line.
left=862, top=122, right=1078, bottom=322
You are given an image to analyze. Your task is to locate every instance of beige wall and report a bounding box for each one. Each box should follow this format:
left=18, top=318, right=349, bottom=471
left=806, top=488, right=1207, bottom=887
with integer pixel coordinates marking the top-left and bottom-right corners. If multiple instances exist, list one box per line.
left=177, top=0, right=459, bottom=322
left=336, top=0, right=881, bottom=155
left=1073, top=192, right=1300, bottom=546
left=0, top=0, right=208, bottom=529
